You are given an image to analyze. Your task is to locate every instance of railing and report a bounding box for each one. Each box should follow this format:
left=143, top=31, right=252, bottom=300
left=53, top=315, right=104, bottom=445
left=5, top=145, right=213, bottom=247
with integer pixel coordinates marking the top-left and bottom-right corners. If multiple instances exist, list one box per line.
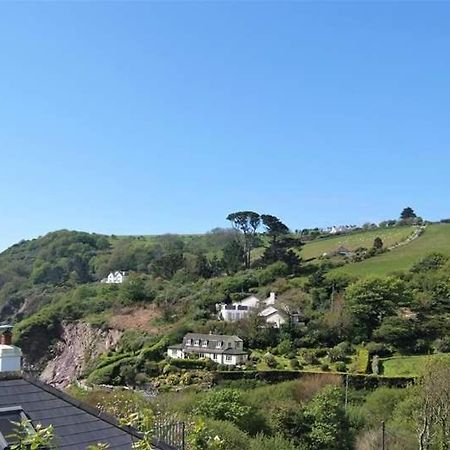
left=153, top=420, right=186, bottom=450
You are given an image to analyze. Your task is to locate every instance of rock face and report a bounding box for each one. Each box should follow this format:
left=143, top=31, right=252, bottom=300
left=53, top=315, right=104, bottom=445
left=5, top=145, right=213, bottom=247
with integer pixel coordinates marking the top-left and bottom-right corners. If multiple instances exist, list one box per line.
left=39, top=322, right=121, bottom=389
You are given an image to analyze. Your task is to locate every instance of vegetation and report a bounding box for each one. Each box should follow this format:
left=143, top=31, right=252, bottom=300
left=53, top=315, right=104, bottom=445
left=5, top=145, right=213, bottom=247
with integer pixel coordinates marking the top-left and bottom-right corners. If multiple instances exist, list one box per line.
left=2, top=208, right=450, bottom=448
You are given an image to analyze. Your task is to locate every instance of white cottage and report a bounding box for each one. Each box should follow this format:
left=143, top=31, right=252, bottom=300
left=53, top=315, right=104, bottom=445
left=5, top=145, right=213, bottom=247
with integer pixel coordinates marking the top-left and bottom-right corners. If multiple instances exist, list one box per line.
left=218, top=292, right=294, bottom=328
left=167, top=333, right=248, bottom=366
left=101, top=271, right=128, bottom=284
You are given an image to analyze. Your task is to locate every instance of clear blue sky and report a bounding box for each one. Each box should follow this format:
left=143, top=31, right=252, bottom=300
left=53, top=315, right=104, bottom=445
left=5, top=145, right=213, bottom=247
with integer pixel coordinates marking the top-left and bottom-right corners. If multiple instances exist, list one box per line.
left=1, top=2, right=449, bottom=250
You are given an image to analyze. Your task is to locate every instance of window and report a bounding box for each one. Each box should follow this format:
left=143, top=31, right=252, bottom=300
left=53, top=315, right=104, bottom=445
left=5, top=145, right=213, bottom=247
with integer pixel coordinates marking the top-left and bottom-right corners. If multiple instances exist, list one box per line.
left=186, top=339, right=192, bottom=346
left=202, top=340, right=208, bottom=347
left=225, top=355, right=233, bottom=361
left=0, top=407, right=32, bottom=447
left=216, top=341, right=223, bottom=348
left=212, top=353, right=217, bottom=360
left=194, top=339, right=200, bottom=346
left=227, top=342, right=232, bottom=349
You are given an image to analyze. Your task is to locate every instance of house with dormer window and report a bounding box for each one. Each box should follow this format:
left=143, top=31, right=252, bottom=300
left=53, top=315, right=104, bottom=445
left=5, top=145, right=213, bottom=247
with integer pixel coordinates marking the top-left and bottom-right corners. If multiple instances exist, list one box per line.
left=167, top=333, right=248, bottom=366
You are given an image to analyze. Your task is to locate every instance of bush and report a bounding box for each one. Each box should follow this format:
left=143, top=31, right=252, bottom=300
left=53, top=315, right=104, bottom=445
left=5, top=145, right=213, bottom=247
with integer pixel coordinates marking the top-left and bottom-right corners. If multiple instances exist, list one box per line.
left=249, top=433, right=297, bottom=450
left=365, top=342, right=392, bottom=357
left=167, top=358, right=209, bottom=370
left=320, top=363, right=330, bottom=371
left=202, top=419, right=249, bottom=450
left=433, top=337, right=450, bottom=353
left=194, top=389, right=252, bottom=428
left=355, top=349, right=370, bottom=374
left=335, top=361, right=347, bottom=372
left=264, top=353, right=278, bottom=368
left=289, top=358, right=300, bottom=370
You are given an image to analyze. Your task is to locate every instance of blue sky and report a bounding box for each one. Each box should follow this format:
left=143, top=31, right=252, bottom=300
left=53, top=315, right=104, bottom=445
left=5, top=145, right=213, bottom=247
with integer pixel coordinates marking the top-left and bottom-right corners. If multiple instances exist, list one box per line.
left=1, top=2, right=450, bottom=250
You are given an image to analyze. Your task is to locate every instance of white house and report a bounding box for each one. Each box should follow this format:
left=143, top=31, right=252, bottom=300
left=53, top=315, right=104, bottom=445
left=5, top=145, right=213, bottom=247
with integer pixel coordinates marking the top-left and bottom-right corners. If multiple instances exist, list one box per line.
left=218, top=292, right=295, bottom=328
left=167, top=333, right=248, bottom=366
left=101, top=271, right=127, bottom=284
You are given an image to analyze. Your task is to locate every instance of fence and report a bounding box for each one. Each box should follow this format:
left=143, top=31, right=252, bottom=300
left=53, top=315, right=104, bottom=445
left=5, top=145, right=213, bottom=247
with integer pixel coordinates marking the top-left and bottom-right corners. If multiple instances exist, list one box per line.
left=153, top=420, right=186, bottom=450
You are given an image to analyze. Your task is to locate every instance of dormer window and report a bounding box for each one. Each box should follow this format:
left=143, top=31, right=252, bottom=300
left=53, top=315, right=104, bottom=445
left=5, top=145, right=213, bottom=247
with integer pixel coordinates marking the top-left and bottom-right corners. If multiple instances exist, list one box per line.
left=202, top=340, right=208, bottom=347
left=186, top=339, right=192, bottom=346
left=194, top=339, right=200, bottom=346
left=216, top=341, right=223, bottom=348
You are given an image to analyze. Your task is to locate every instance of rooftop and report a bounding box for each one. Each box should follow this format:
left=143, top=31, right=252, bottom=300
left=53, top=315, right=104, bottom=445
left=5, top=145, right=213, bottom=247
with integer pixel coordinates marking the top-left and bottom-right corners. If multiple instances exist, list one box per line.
left=0, top=373, right=173, bottom=450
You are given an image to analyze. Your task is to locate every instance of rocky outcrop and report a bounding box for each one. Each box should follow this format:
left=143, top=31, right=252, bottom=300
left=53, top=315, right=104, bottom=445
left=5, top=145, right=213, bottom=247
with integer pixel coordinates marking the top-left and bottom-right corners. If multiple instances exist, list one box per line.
left=39, top=322, right=121, bottom=389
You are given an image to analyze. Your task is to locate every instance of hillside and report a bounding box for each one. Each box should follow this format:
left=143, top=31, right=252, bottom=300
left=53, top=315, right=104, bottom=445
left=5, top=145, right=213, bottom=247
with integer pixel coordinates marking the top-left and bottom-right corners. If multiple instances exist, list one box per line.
left=332, top=223, right=450, bottom=277
left=1, top=219, right=450, bottom=393
left=301, top=226, right=415, bottom=261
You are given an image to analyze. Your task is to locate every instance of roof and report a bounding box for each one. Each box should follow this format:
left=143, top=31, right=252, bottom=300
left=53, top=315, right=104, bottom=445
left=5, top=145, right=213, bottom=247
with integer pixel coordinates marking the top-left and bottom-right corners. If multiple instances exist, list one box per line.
left=259, top=306, right=280, bottom=317
left=0, top=374, right=171, bottom=450
left=183, top=333, right=242, bottom=342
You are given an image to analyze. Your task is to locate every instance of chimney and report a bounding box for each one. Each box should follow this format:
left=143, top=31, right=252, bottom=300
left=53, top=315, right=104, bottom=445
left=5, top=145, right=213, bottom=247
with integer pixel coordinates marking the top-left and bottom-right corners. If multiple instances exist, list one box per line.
left=0, top=325, right=22, bottom=373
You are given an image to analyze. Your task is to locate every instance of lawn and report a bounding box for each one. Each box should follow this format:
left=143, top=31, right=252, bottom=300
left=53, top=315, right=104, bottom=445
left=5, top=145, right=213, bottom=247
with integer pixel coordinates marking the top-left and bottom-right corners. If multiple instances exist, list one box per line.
left=301, top=227, right=414, bottom=261
left=331, top=224, right=450, bottom=278
left=381, top=353, right=450, bottom=377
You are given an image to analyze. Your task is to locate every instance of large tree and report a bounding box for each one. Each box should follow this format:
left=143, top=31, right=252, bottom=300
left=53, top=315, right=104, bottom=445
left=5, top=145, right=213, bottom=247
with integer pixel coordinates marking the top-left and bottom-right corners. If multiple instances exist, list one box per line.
left=345, top=276, right=411, bottom=340
left=400, top=207, right=417, bottom=220
left=260, top=214, right=290, bottom=243
left=226, top=211, right=261, bottom=268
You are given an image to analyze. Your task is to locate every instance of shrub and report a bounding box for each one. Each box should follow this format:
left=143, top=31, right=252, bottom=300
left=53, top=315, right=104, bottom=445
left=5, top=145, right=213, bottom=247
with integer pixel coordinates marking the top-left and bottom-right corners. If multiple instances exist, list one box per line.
left=264, top=352, right=277, bottom=368
left=335, top=361, right=347, bottom=372
left=249, top=433, right=297, bottom=450
left=365, top=342, right=392, bottom=357
left=371, top=355, right=380, bottom=375
left=168, top=358, right=209, bottom=370
left=355, top=349, right=370, bottom=374
left=320, top=363, right=330, bottom=371
left=203, top=419, right=249, bottom=450
left=194, top=389, right=252, bottom=428
left=290, top=358, right=300, bottom=370
left=433, top=337, right=450, bottom=353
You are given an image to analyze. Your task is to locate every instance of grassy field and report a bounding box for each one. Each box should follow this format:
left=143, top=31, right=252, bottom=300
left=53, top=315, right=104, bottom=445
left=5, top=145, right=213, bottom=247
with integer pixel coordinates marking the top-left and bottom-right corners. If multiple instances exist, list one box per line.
left=381, top=353, right=450, bottom=377
left=301, top=227, right=414, bottom=261
left=331, top=224, right=450, bottom=278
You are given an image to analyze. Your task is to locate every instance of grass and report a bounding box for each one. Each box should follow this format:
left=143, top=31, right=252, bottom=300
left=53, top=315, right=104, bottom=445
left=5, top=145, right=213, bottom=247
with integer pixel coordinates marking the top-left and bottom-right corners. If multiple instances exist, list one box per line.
left=331, top=224, right=450, bottom=278
left=301, top=227, right=414, bottom=261
left=381, top=353, right=450, bottom=377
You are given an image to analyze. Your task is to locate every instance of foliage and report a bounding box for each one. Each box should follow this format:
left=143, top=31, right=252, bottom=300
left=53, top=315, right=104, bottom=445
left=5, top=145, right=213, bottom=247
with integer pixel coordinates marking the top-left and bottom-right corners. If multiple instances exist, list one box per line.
left=354, top=349, right=370, bottom=374
left=303, top=386, right=353, bottom=450
left=194, top=389, right=252, bottom=428
left=8, top=420, right=54, bottom=450
left=188, top=419, right=225, bottom=450
left=345, top=276, right=411, bottom=340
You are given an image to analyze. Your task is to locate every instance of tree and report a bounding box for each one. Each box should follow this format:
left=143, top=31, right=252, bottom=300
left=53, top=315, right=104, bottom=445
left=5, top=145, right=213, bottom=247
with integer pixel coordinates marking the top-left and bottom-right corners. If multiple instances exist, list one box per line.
left=194, top=389, right=252, bottom=427
left=345, top=277, right=411, bottom=340
left=221, top=240, right=244, bottom=274
left=303, top=386, right=353, bottom=450
left=416, top=357, right=450, bottom=450
left=373, top=237, right=383, bottom=250
left=400, top=207, right=417, bottom=220
left=260, top=214, right=289, bottom=243
left=226, top=211, right=261, bottom=268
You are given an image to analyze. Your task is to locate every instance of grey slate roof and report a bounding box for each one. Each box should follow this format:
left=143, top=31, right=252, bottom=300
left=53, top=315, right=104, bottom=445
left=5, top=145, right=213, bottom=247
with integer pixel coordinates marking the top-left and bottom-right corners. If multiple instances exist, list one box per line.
left=0, top=375, right=171, bottom=450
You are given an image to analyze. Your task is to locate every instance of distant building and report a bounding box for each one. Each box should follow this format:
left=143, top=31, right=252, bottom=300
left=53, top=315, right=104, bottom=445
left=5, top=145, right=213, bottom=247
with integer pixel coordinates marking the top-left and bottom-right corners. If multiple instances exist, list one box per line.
left=218, top=292, right=298, bottom=328
left=101, top=271, right=127, bottom=284
left=167, top=333, right=248, bottom=366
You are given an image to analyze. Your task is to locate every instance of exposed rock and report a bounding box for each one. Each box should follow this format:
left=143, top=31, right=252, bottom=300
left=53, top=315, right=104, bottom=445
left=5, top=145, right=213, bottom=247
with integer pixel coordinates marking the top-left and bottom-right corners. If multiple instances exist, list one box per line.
left=39, top=322, right=121, bottom=389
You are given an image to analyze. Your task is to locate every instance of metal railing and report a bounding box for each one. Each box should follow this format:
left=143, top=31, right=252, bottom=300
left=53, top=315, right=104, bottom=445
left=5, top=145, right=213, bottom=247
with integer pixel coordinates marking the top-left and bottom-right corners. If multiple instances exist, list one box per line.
left=153, top=420, right=186, bottom=450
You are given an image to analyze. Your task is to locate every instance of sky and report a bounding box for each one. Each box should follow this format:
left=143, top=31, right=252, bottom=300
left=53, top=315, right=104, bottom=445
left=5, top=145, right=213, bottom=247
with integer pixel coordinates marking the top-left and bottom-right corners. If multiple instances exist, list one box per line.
left=0, top=1, right=450, bottom=250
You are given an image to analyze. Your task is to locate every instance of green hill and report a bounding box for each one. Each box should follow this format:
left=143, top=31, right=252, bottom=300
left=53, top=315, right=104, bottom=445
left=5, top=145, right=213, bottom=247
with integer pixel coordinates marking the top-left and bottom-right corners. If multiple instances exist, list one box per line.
left=331, top=223, right=450, bottom=277
left=301, top=226, right=414, bottom=261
